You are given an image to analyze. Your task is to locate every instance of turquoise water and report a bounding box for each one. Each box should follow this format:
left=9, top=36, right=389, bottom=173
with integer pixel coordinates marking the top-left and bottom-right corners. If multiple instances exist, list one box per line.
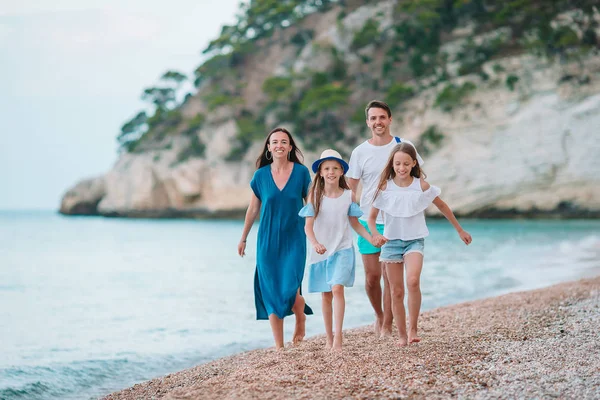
left=0, top=211, right=598, bottom=399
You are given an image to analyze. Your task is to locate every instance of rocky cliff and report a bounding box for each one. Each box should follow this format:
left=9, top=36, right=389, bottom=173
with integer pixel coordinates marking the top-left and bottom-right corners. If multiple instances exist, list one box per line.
left=60, top=1, right=600, bottom=218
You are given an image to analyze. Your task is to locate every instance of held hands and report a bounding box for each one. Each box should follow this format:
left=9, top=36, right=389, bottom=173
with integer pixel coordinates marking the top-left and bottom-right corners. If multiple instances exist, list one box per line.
left=313, top=242, right=327, bottom=255
left=370, top=233, right=388, bottom=248
left=458, top=229, right=472, bottom=245
left=237, top=240, right=246, bottom=257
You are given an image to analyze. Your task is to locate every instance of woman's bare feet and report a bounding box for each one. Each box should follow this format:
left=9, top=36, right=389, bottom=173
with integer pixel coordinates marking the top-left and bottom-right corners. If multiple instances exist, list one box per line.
left=293, top=313, right=306, bottom=345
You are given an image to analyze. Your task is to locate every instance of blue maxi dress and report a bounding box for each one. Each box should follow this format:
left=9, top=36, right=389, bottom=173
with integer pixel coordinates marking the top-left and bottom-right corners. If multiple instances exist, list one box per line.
left=250, top=163, right=314, bottom=320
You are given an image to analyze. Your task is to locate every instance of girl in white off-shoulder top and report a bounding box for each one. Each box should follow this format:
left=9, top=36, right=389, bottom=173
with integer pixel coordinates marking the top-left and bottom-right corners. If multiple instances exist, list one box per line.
left=368, top=143, right=473, bottom=347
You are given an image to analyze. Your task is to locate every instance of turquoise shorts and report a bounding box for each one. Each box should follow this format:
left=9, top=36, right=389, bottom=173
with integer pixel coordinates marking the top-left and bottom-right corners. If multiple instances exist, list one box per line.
left=357, top=219, right=384, bottom=255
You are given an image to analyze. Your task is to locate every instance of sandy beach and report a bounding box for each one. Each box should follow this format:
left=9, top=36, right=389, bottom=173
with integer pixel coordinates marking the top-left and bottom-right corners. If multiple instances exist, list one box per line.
left=103, top=276, right=599, bottom=399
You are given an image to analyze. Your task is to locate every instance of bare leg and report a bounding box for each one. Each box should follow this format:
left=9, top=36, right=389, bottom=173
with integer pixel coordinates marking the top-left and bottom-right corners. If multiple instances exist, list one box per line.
left=404, top=252, right=424, bottom=344
left=381, top=265, right=393, bottom=337
left=362, top=252, right=384, bottom=335
left=268, top=314, right=285, bottom=350
left=385, top=262, right=408, bottom=346
left=332, top=285, right=345, bottom=351
left=292, top=289, right=307, bottom=345
left=322, top=292, right=333, bottom=349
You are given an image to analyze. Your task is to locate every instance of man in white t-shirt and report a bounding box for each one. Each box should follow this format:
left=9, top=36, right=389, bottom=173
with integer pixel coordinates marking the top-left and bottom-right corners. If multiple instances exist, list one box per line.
left=346, top=100, right=424, bottom=337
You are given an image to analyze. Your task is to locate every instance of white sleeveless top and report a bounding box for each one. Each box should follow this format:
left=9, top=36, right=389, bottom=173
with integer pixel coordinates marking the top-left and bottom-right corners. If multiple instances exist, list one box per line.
left=372, top=177, right=441, bottom=241
left=299, top=190, right=363, bottom=264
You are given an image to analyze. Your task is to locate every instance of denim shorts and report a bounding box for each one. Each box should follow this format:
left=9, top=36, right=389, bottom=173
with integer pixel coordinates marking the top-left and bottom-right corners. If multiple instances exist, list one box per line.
left=379, top=238, right=425, bottom=263
left=357, top=219, right=384, bottom=255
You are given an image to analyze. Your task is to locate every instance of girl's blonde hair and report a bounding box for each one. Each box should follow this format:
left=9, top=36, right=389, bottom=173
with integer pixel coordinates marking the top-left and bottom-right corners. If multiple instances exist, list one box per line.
left=309, top=160, right=349, bottom=218
left=373, top=143, right=426, bottom=201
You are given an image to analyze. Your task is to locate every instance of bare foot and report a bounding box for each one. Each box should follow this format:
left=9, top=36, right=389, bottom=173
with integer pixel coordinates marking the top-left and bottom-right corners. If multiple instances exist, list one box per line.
left=374, top=316, right=383, bottom=336
left=325, top=334, right=333, bottom=350
left=382, top=322, right=393, bottom=334
left=380, top=326, right=393, bottom=339
left=408, top=325, right=420, bottom=344
left=408, top=333, right=421, bottom=344
left=397, top=335, right=408, bottom=347
left=293, top=313, right=306, bottom=345
left=332, top=334, right=342, bottom=352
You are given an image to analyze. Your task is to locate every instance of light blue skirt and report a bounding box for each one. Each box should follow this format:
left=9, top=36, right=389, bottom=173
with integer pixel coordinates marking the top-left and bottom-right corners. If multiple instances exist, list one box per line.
left=308, top=247, right=356, bottom=293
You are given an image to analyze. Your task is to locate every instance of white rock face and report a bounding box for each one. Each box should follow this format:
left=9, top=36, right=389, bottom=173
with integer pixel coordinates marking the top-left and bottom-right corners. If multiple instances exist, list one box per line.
left=397, top=53, right=600, bottom=216
left=59, top=176, right=105, bottom=215
left=84, top=116, right=258, bottom=217
left=59, top=2, right=600, bottom=218
left=421, top=92, right=600, bottom=215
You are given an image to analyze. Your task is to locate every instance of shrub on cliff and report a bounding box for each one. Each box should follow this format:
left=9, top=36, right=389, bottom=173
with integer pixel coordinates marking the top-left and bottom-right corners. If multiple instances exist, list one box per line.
left=351, top=19, right=381, bottom=50
left=434, top=81, right=476, bottom=112
left=385, top=82, right=415, bottom=109
left=416, top=125, right=445, bottom=155
left=262, top=76, right=294, bottom=103
left=175, top=134, right=206, bottom=164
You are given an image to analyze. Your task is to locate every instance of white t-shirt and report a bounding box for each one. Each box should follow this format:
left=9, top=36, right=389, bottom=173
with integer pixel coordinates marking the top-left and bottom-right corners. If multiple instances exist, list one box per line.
left=347, top=137, right=424, bottom=224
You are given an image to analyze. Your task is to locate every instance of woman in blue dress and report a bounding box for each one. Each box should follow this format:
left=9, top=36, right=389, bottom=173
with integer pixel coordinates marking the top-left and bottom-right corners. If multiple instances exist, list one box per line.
left=238, top=127, right=313, bottom=349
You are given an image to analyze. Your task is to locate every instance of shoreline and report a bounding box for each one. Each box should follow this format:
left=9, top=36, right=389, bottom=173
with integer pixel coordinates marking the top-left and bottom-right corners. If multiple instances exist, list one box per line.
left=58, top=207, right=600, bottom=220
left=103, top=276, right=599, bottom=399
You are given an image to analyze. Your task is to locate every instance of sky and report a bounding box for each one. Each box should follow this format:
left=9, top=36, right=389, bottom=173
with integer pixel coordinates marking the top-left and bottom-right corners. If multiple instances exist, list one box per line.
left=0, top=0, right=241, bottom=209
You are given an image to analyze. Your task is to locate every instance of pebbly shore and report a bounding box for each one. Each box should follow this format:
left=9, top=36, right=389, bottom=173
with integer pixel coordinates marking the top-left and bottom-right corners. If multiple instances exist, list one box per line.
left=103, top=276, right=600, bottom=399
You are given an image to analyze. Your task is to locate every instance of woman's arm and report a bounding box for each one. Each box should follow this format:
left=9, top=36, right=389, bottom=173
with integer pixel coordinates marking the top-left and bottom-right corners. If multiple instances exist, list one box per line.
left=238, top=193, right=261, bottom=257
left=432, top=197, right=472, bottom=245
left=305, top=217, right=326, bottom=255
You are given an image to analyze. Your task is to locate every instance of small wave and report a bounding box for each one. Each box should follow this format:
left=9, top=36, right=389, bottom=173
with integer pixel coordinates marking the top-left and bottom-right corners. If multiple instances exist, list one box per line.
left=0, top=353, right=227, bottom=400
left=0, top=359, right=137, bottom=400
left=0, top=382, right=52, bottom=400
left=557, top=234, right=600, bottom=252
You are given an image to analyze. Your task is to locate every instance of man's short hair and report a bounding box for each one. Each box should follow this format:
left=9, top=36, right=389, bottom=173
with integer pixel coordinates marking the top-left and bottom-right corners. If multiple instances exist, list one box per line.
left=365, top=100, right=392, bottom=118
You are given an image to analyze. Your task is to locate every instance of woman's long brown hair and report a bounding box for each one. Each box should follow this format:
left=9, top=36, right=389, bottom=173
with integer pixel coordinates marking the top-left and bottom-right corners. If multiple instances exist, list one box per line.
left=309, top=161, right=350, bottom=218
left=373, top=143, right=426, bottom=201
left=255, top=127, right=304, bottom=169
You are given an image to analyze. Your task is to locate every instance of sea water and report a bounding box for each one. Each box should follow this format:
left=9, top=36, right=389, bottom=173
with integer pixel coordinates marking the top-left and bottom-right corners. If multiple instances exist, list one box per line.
left=0, top=211, right=598, bottom=399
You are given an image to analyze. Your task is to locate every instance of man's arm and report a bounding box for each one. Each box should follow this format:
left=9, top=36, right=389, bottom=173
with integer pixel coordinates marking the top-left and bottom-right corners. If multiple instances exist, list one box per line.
left=348, top=178, right=360, bottom=203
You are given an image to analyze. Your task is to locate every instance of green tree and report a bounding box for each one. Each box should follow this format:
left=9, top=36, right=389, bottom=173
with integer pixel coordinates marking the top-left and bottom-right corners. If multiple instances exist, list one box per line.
left=117, top=111, right=148, bottom=150
left=193, top=53, right=235, bottom=87
left=351, top=19, right=381, bottom=50
left=416, top=125, right=444, bottom=155
left=161, top=70, right=187, bottom=87
left=299, top=84, right=351, bottom=116
left=385, top=82, right=414, bottom=109
left=201, top=0, right=336, bottom=56
left=141, top=87, right=176, bottom=110
left=505, top=75, right=519, bottom=91
left=434, top=81, right=476, bottom=112
left=262, top=76, right=294, bottom=102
